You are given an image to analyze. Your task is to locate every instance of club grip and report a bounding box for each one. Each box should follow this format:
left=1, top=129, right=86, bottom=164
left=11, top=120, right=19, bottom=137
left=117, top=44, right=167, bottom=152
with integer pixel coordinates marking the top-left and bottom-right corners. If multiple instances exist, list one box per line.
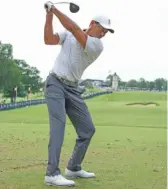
left=44, top=3, right=48, bottom=9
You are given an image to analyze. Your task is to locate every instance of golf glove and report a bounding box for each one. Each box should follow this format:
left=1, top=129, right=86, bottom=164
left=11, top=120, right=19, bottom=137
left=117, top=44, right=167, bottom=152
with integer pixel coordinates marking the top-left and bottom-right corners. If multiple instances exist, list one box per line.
left=44, top=1, right=54, bottom=11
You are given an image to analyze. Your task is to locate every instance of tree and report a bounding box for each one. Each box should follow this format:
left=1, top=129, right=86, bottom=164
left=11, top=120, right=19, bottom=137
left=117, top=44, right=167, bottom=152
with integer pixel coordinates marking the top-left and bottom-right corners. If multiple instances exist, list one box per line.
left=0, top=43, right=18, bottom=91
left=146, top=81, right=155, bottom=91
left=106, top=74, right=113, bottom=87
left=126, top=79, right=138, bottom=88
left=154, top=78, right=167, bottom=91
left=3, top=59, right=22, bottom=90
left=0, top=42, right=43, bottom=97
left=0, top=43, right=13, bottom=59
left=162, top=79, right=167, bottom=91
left=15, top=59, right=43, bottom=93
left=137, top=78, right=147, bottom=89
left=119, top=81, right=127, bottom=88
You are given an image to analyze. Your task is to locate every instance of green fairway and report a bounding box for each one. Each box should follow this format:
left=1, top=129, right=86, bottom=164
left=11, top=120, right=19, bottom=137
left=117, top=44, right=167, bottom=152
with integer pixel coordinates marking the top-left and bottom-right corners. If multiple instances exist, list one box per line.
left=0, top=91, right=167, bottom=189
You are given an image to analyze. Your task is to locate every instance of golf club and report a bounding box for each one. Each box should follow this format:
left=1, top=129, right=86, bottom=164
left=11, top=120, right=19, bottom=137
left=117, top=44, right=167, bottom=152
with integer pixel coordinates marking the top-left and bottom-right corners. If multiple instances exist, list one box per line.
left=44, top=1, right=80, bottom=13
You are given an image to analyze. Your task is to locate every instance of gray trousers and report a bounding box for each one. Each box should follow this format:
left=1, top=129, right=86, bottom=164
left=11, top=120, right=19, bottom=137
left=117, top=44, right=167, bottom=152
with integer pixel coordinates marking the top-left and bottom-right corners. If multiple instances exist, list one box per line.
left=44, top=74, right=95, bottom=176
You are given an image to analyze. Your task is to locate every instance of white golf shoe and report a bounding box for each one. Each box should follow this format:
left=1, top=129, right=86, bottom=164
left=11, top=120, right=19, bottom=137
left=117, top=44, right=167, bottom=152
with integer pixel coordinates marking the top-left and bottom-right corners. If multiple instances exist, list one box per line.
left=44, top=175, right=75, bottom=186
left=65, top=168, right=96, bottom=178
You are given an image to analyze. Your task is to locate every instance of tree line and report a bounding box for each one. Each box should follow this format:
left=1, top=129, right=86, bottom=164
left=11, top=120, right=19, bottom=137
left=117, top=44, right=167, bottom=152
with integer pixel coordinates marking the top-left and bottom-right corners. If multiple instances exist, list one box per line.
left=0, top=42, right=43, bottom=99
left=106, top=74, right=167, bottom=91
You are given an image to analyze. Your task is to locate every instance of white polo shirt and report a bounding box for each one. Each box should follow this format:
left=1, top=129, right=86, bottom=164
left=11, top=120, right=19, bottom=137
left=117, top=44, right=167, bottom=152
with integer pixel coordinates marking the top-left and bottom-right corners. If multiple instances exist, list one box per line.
left=51, top=30, right=103, bottom=82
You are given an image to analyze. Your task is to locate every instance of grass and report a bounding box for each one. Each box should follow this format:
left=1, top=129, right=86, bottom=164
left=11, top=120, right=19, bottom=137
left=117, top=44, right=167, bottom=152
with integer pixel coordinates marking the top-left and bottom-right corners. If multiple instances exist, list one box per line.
left=0, top=91, right=167, bottom=189
left=83, top=87, right=105, bottom=95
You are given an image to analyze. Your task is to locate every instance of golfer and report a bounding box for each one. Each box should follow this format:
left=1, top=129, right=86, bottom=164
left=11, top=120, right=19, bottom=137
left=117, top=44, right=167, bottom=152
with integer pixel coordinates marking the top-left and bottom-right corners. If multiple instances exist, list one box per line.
left=44, top=1, right=114, bottom=186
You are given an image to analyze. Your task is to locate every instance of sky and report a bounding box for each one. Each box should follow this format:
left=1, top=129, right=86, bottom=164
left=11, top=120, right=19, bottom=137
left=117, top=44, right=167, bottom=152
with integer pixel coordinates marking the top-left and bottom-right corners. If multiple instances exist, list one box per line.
left=0, top=0, right=167, bottom=82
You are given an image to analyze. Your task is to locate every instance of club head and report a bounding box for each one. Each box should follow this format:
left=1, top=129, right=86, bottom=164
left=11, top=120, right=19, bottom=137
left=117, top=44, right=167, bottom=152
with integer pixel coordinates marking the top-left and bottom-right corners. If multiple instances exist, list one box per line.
left=69, top=3, right=79, bottom=13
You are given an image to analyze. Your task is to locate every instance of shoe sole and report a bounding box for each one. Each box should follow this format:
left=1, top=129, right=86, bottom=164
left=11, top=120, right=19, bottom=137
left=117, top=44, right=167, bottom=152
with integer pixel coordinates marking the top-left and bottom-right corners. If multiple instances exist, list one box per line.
left=65, top=175, right=96, bottom=179
left=45, top=181, right=75, bottom=187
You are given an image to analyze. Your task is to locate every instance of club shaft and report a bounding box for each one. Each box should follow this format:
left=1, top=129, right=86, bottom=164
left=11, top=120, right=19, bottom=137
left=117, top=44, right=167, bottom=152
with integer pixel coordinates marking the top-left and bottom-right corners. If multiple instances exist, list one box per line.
left=52, top=1, right=71, bottom=5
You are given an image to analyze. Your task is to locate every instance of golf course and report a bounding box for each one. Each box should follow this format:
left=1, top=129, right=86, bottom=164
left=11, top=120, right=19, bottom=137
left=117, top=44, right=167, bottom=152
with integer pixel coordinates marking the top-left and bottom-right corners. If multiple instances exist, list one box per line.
left=0, top=91, right=167, bottom=189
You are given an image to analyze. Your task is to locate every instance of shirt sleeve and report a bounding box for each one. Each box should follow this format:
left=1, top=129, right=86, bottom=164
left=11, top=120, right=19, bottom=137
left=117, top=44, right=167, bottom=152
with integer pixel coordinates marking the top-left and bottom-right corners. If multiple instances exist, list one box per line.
left=56, top=29, right=68, bottom=45
left=84, top=36, right=104, bottom=57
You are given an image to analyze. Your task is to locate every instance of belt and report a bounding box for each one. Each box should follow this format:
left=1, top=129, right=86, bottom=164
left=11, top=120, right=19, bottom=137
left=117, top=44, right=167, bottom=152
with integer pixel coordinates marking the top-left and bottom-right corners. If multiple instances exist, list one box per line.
left=50, top=73, right=78, bottom=87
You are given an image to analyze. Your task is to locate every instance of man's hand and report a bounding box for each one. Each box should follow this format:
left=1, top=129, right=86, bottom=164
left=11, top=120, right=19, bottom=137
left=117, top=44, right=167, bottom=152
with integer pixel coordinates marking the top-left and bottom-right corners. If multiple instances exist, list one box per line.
left=44, top=1, right=55, bottom=12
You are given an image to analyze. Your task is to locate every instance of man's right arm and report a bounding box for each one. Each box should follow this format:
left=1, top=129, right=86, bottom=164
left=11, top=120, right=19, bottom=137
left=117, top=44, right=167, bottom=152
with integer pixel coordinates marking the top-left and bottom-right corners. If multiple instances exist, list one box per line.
left=44, top=12, right=60, bottom=45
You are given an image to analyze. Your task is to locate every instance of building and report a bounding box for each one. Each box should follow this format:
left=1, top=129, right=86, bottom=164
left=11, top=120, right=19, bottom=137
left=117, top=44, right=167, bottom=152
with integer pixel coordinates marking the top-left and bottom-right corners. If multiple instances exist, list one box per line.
left=80, top=79, right=108, bottom=88
left=112, top=72, right=119, bottom=91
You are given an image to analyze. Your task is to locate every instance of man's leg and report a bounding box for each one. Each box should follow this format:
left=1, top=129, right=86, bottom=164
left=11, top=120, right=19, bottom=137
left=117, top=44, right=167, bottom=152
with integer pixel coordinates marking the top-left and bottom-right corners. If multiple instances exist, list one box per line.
left=65, top=92, right=95, bottom=172
left=45, top=76, right=66, bottom=176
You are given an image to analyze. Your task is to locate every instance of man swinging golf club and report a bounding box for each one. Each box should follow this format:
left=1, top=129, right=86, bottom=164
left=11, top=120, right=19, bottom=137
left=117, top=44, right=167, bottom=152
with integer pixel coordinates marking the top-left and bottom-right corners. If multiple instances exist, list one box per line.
left=44, top=1, right=114, bottom=186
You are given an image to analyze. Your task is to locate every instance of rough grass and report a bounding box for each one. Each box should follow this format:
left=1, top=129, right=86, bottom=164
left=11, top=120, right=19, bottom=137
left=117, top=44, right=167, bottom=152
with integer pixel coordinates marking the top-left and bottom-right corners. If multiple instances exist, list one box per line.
left=0, top=91, right=167, bottom=189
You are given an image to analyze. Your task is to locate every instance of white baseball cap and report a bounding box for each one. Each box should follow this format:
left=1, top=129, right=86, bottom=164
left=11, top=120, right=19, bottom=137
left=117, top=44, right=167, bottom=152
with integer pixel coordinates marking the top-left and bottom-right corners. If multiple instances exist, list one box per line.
left=92, top=15, right=114, bottom=33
